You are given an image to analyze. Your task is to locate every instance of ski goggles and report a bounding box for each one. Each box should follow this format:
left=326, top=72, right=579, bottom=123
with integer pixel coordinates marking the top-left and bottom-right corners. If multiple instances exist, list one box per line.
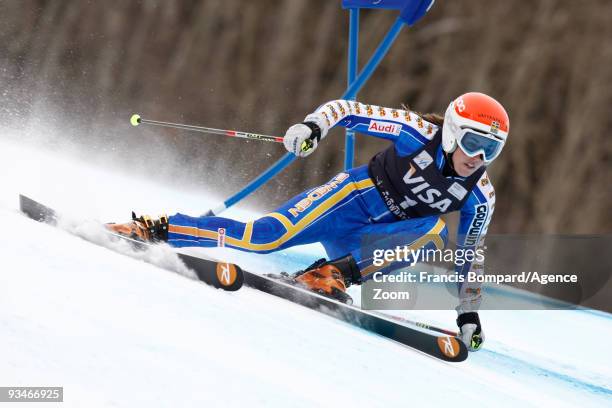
left=457, top=128, right=504, bottom=162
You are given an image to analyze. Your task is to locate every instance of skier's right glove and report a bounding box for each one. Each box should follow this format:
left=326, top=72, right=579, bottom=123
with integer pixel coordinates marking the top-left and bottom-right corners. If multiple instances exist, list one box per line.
left=283, top=111, right=331, bottom=158
left=283, top=122, right=322, bottom=157
left=457, top=312, right=485, bottom=351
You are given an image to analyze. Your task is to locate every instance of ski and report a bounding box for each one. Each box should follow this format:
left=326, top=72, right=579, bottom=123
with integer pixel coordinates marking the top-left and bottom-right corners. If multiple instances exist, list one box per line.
left=19, top=195, right=244, bottom=291
left=20, top=194, right=466, bottom=362
left=241, top=272, right=469, bottom=362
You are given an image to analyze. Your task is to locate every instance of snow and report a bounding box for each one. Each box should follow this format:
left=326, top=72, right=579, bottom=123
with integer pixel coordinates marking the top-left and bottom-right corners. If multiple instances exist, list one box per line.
left=1, top=139, right=611, bottom=407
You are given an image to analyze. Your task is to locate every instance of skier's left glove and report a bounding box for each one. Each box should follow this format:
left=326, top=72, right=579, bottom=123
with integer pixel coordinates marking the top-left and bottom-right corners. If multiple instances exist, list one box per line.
left=457, top=312, right=485, bottom=351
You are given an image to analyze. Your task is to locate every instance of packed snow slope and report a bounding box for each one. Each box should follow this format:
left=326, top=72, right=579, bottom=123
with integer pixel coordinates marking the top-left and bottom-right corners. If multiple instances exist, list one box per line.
left=1, top=139, right=611, bottom=407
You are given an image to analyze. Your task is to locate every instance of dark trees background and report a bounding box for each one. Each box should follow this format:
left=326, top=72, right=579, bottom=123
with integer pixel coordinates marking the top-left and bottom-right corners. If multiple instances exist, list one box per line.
left=1, top=0, right=611, bottom=234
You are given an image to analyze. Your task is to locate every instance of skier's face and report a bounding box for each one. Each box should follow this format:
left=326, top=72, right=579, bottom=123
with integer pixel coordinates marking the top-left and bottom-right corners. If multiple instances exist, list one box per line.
left=452, top=147, right=484, bottom=177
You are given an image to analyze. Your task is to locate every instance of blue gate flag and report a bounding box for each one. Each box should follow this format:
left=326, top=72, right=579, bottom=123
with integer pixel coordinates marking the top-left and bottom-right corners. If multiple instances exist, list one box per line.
left=342, top=0, right=410, bottom=10
left=342, top=0, right=435, bottom=26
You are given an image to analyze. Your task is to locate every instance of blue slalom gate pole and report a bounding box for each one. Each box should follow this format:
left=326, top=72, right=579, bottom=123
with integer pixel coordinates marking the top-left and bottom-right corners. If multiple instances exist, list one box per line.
left=206, top=18, right=405, bottom=216
left=205, top=0, right=435, bottom=215
left=204, top=152, right=296, bottom=216
left=344, top=8, right=359, bottom=170
left=342, top=18, right=404, bottom=101
left=206, top=18, right=404, bottom=215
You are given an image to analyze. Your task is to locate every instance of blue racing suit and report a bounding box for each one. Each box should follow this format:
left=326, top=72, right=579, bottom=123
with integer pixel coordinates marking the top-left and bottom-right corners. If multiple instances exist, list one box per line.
left=168, top=100, right=496, bottom=312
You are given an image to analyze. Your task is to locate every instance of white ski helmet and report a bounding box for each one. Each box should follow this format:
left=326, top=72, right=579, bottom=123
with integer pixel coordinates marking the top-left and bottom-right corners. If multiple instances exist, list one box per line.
left=442, top=92, right=509, bottom=164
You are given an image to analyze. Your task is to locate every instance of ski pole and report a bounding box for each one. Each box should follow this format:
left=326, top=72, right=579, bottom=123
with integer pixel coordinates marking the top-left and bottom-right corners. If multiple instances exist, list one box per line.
left=129, top=114, right=285, bottom=144
left=373, top=311, right=458, bottom=336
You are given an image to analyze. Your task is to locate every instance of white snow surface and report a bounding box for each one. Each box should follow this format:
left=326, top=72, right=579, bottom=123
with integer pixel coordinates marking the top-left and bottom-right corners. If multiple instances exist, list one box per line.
left=1, top=139, right=611, bottom=407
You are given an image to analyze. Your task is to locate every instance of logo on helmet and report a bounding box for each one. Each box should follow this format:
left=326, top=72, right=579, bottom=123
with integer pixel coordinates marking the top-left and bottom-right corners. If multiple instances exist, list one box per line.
left=455, top=97, right=466, bottom=113
left=490, top=121, right=500, bottom=134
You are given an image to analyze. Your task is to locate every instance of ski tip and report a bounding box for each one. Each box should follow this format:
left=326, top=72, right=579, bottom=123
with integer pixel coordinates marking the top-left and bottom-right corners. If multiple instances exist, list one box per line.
left=19, top=194, right=57, bottom=224
left=18, top=194, right=29, bottom=213
left=214, top=262, right=244, bottom=291
left=436, top=336, right=468, bottom=362
left=130, top=114, right=141, bottom=127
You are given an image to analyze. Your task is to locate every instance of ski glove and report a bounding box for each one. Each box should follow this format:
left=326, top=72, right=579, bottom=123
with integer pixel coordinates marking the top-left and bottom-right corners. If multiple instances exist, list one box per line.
left=283, top=122, right=324, bottom=157
left=457, top=312, right=485, bottom=351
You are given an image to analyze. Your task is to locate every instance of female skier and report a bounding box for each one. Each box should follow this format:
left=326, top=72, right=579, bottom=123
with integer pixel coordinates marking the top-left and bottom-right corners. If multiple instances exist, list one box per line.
left=108, top=92, right=508, bottom=351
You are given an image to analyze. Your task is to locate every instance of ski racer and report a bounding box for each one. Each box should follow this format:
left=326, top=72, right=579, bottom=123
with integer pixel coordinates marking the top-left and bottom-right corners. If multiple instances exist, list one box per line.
left=108, top=92, right=508, bottom=351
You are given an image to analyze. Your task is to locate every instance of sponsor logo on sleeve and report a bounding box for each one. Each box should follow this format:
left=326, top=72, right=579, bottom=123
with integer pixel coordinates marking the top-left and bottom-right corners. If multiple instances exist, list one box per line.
left=448, top=182, right=468, bottom=201
left=322, top=111, right=331, bottom=127
left=368, top=120, right=402, bottom=136
left=328, top=104, right=338, bottom=120
left=465, top=204, right=488, bottom=246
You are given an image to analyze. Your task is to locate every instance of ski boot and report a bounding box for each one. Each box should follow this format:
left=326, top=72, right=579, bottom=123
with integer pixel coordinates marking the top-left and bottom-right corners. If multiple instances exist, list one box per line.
left=105, top=212, right=169, bottom=243
left=272, top=255, right=362, bottom=304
